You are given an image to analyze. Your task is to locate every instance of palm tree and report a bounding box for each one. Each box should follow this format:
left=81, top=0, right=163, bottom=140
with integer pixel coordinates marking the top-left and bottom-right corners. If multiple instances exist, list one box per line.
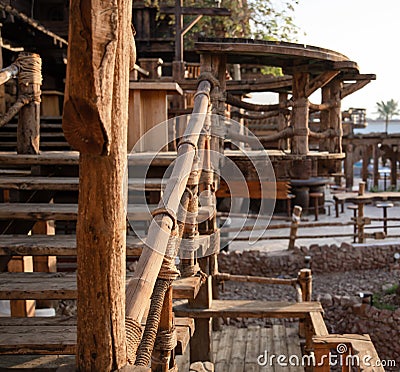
left=376, top=99, right=400, bottom=133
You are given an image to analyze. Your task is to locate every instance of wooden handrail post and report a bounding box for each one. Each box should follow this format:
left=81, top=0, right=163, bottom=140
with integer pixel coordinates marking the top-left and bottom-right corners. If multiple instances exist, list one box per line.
left=357, top=181, right=366, bottom=243
left=16, top=52, right=41, bottom=155
left=298, top=268, right=312, bottom=338
left=288, top=205, right=302, bottom=250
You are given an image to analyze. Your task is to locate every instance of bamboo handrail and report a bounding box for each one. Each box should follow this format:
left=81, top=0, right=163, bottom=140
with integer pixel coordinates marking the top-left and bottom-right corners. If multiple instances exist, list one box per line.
left=125, top=80, right=211, bottom=326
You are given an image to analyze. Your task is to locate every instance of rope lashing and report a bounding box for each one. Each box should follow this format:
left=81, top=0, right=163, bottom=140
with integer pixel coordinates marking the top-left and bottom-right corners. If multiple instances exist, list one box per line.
left=15, top=53, right=42, bottom=86
left=125, top=316, right=143, bottom=364
left=158, top=226, right=180, bottom=281
left=134, top=278, right=173, bottom=367
left=151, top=206, right=177, bottom=231
left=154, top=326, right=177, bottom=352
left=197, top=71, right=220, bottom=90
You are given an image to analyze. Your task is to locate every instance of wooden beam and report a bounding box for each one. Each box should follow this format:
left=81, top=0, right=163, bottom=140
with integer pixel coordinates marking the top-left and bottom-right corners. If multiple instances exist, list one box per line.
left=341, top=80, right=371, bottom=99
left=306, top=70, right=339, bottom=97
left=160, top=6, right=231, bottom=16
left=62, top=0, right=133, bottom=370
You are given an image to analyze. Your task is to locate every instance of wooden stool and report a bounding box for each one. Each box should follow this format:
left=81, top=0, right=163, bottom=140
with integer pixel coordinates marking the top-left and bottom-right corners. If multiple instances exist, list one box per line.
left=376, top=202, right=394, bottom=235
left=347, top=204, right=358, bottom=243
left=309, top=192, right=323, bottom=221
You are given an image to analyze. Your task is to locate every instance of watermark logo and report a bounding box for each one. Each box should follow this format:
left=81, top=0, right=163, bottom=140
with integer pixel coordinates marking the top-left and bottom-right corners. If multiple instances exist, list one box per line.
left=257, top=343, right=396, bottom=368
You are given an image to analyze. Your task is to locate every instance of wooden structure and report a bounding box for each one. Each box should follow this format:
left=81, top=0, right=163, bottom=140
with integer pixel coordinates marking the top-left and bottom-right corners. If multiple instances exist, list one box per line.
left=0, top=2, right=386, bottom=372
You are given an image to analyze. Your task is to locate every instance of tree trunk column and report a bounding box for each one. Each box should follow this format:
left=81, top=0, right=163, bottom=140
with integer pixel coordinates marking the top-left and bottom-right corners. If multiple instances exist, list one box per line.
left=390, top=147, right=397, bottom=189
left=17, top=52, right=41, bottom=155
left=345, top=143, right=354, bottom=190
left=278, top=92, right=288, bottom=150
left=291, top=72, right=309, bottom=155
left=373, top=144, right=380, bottom=188
left=62, top=1, right=133, bottom=370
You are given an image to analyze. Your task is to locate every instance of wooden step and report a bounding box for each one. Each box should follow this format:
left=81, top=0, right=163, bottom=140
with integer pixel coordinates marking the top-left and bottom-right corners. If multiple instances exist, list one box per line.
left=0, top=177, right=166, bottom=191
left=174, top=299, right=324, bottom=319
left=0, top=203, right=215, bottom=222
left=0, top=316, right=194, bottom=356
left=0, top=235, right=144, bottom=257
left=0, top=272, right=203, bottom=300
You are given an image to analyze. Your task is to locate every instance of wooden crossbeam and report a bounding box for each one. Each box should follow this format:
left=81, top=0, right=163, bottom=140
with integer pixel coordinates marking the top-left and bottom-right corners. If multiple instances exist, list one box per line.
left=160, top=6, right=230, bottom=16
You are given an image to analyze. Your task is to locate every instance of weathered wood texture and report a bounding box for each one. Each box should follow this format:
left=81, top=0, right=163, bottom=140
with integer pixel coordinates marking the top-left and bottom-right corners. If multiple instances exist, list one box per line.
left=174, top=299, right=323, bottom=318
left=62, top=1, right=134, bottom=370
left=0, top=272, right=202, bottom=301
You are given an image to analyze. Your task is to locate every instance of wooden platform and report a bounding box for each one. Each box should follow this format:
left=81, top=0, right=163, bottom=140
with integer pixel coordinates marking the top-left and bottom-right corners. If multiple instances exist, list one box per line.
left=0, top=272, right=203, bottom=300
left=212, top=325, right=304, bottom=372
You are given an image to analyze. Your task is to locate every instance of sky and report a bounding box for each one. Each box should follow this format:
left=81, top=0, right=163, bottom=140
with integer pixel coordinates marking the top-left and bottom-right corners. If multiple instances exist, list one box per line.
left=291, top=0, right=400, bottom=119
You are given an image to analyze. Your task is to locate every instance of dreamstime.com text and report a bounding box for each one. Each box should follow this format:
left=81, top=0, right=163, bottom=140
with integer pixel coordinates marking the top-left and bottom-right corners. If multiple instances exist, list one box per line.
left=257, top=344, right=396, bottom=368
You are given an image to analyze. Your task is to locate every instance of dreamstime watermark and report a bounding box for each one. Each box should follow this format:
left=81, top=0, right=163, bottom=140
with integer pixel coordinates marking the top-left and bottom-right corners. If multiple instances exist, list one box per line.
left=257, top=343, right=396, bottom=368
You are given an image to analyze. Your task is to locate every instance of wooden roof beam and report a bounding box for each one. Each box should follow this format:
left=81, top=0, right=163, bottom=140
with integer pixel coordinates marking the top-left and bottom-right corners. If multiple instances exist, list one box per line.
left=306, top=71, right=340, bottom=97
left=341, top=80, right=372, bottom=99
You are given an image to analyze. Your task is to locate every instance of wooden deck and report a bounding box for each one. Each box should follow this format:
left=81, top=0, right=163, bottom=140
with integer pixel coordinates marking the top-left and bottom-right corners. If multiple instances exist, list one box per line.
left=212, top=325, right=304, bottom=372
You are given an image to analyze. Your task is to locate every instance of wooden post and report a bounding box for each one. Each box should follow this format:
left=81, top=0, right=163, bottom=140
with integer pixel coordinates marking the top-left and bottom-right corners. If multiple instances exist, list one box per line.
left=288, top=205, right=302, bottom=250
left=291, top=72, right=309, bottom=155
left=0, top=34, right=5, bottom=115
left=344, top=143, right=354, bottom=190
left=373, top=144, right=379, bottom=188
left=278, top=92, right=288, bottom=150
left=328, top=77, right=342, bottom=153
left=298, top=268, right=312, bottom=338
left=357, top=182, right=366, bottom=244
left=319, top=85, right=330, bottom=152
left=62, top=1, right=133, bottom=370
left=362, top=146, right=370, bottom=184
left=390, top=147, right=397, bottom=189
left=17, top=52, right=41, bottom=155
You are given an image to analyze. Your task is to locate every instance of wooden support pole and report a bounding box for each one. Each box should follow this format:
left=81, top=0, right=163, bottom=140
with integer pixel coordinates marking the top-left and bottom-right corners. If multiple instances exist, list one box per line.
left=278, top=92, right=288, bottom=150
left=17, top=52, right=41, bottom=155
left=288, top=205, right=302, bottom=250
left=362, top=146, right=370, bottom=183
left=390, top=149, right=397, bottom=189
left=357, top=182, right=366, bottom=243
left=291, top=72, right=309, bottom=155
left=62, top=1, right=133, bottom=370
left=373, top=144, right=379, bottom=188
left=319, top=85, right=330, bottom=152
left=344, top=143, right=354, bottom=190
left=328, top=77, right=343, bottom=153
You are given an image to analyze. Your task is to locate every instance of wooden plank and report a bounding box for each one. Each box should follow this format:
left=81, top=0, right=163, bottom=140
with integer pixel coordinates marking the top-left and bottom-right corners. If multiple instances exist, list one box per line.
left=0, top=272, right=202, bottom=300
left=285, top=327, right=304, bottom=372
left=259, top=327, right=274, bottom=372
left=0, top=177, right=166, bottom=191
left=0, top=235, right=144, bottom=257
left=214, top=326, right=234, bottom=371
left=0, top=203, right=213, bottom=222
left=129, top=81, right=183, bottom=94
left=309, top=311, right=329, bottom=336
left=174, top=300, right=324, bottom=319
left=0, top=317, right=193, bottom=357
left=229, top=327, right=246, bottom=372
left=212, top=327, right=221, bottom=363
left=272, top=325, right=288, bottom=372
left=244, top=326, right=260, bottom=372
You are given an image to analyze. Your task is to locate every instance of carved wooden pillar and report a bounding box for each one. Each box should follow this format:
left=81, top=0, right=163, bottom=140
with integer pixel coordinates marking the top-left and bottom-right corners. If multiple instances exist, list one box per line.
left=328, top=77, right=343, bottom=153
left=291, top=72, right=309, bottom=155
left=62, top=1, right=133, bottom=369
left=278, top=92, right=288, bottom=150
left=319, top=85, right=330, bottom=151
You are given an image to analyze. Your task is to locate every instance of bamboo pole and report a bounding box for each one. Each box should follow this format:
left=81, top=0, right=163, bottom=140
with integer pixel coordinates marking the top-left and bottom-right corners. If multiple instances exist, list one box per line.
left=125, top=80, right=211, bottom=324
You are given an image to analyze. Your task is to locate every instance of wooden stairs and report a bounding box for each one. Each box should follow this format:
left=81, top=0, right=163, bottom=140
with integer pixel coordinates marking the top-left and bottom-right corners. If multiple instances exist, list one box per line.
left=0, top=143, right=384, bottom=371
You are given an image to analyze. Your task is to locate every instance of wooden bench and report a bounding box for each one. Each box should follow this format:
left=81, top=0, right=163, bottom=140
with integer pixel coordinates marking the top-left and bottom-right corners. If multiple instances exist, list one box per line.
left=0, top=316, right=194, bottom=357
left=0, top=272, right=203, bottom=301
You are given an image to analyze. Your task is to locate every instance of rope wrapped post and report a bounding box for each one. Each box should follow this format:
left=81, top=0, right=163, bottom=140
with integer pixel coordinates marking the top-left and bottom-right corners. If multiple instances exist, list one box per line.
left=16, top=52, right=42, bottom=154
left=125, top=80, right=211, bottom=362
